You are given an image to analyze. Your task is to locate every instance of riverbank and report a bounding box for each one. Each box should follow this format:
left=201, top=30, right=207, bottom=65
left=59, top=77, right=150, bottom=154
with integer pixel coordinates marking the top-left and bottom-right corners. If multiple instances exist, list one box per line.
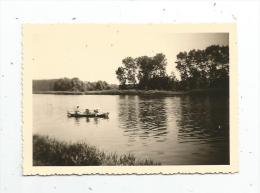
left=33, top=88, right=228, bottom=96
left=33, top=135, right=160, bottom=166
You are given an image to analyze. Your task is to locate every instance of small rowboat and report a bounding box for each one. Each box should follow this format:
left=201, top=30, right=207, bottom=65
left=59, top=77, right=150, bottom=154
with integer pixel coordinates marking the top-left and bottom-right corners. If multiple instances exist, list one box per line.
left=67, top=111, right=109, bottom=118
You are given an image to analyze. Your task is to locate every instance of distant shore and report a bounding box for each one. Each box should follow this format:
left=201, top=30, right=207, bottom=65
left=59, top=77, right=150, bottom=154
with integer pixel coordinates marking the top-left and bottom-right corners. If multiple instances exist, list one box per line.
left=33, top=88, right=228, bottom=96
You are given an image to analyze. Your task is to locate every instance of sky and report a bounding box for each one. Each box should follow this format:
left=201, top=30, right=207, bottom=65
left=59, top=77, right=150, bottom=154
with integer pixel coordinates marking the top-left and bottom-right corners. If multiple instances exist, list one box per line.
left=24, top=24, right=229, bottom=84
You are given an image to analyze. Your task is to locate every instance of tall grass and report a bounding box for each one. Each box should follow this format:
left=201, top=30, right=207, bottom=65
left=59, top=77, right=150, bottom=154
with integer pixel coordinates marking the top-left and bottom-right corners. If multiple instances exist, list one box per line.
left=33, top=135, right=160, bottom=166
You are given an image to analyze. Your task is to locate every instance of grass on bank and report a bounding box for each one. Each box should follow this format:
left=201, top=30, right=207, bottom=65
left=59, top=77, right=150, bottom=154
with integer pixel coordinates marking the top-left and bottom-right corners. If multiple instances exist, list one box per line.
left=33, top=135, right=160, bottom=166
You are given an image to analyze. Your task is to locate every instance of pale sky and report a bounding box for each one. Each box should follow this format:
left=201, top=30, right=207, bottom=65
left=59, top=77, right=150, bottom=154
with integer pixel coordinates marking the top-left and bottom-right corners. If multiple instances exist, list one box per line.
left=24, top=24, right=229, bottom=84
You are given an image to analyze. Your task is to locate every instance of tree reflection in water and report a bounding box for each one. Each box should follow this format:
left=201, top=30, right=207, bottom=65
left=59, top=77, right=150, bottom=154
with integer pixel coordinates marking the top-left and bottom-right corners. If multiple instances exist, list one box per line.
left=118, top=95, right=168, bottom=145
left=176, top=95, right=229, bottom=164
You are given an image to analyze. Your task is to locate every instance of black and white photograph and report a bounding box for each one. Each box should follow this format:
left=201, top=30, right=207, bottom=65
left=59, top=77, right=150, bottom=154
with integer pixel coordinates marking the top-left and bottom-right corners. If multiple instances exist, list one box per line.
left=3, top=0, right=260, bottom=192
left=22, top=24, right=238, bottom=174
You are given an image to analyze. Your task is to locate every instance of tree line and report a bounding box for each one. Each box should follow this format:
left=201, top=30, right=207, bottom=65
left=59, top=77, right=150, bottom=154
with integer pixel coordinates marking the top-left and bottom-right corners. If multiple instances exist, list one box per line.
left=116, top=53, right=177, bottom=90
left=115, top=45, right=229, bottom=90
left=33, top=78, right=118, bottom=92
left=33, top=45, right=229, bottom=92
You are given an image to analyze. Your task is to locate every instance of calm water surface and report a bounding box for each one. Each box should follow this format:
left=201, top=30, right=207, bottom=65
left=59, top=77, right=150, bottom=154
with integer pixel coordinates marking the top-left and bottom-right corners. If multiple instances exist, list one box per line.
left=33, top=94, right=229, bottom=165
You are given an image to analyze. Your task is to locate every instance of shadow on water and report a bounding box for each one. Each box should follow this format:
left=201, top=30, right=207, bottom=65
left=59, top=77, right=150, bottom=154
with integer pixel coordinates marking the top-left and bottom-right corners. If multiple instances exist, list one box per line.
left=71, top=116, right=108, bottom=125
left=176, top=95, right=229, bottom=164
left=118, top=95, right=168, bottom=144
left=74, top=117, right=80, bottom=125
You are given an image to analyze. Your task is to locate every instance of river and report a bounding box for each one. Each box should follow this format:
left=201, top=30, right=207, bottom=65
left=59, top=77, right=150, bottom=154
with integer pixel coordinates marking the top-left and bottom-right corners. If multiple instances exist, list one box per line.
left=33, top=94, right=229, bottom=165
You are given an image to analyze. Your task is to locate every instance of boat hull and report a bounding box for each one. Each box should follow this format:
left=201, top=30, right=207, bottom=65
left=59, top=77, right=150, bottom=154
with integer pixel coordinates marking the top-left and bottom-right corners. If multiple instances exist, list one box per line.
left=67, top=112, right=109, bottom=118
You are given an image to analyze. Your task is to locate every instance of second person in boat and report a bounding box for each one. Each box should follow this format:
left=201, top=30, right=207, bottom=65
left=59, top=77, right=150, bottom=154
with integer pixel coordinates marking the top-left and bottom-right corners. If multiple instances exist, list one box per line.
left=85, top=109, right=90, bottom=115
left=94, top=109, right=99, bottom=117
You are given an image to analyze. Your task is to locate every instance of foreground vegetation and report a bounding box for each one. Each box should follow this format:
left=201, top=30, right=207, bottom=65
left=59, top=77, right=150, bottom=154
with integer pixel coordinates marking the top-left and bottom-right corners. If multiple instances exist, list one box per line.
left=33, top=135, right=160, bottom=166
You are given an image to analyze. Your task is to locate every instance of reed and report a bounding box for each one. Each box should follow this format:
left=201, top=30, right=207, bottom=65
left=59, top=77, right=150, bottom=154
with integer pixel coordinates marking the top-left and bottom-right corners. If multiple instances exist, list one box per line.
left=33, top=135, right=160, bottom=166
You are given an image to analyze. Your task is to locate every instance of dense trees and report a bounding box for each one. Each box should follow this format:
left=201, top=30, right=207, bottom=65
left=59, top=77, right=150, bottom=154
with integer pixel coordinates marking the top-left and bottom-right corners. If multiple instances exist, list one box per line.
left=137, top=53, right=167, bottom=89
left=123, top=57, right=137, bottom=85
left=33, top=78, right=116, bottom=92
left=54, top=77, right=85, bottom=92
left=116, top=53, right=176, bottom=90
left=116, top=45, right=229, bottom=91
left=175, top=45, right=229, bottom=90
left=33, top=79, right=58, bottom=91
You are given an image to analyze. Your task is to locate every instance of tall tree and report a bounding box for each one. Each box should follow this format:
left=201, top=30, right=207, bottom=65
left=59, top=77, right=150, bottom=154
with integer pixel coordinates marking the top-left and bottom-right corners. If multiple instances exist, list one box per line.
left=115, top=67, right=127, bottom=86
left=151, top=53, right=167, bottom=77
left=122, top=57, right=137, bottom=85
left=136, top=53, right=167, bottom=89
left=136, top=56, right=153, bottom=88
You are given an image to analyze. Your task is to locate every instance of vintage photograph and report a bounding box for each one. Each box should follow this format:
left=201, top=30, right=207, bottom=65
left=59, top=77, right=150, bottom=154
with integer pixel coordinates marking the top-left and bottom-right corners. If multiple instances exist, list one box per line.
left=23, top=24, right=238, bottom=174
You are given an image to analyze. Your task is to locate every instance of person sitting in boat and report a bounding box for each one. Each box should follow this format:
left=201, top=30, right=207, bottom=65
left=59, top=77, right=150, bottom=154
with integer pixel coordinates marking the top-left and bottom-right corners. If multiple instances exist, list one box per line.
left=94, top=109, right=99, bottom=116
left=85, top=109, right=90, bottom=115
left=75, top=106, right=80, bottom=115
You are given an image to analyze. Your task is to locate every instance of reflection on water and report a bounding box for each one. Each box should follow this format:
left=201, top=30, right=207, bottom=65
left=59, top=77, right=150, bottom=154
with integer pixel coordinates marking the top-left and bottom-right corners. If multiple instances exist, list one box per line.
left=118, top=96, right=168, bottom=144
left=176, top=95, right=229, bottom=164
left=71, top=116, right=106, bottom=126
left=33, top=94, right=229, bottom=165
left=177, top=96, right=229, bottom=143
